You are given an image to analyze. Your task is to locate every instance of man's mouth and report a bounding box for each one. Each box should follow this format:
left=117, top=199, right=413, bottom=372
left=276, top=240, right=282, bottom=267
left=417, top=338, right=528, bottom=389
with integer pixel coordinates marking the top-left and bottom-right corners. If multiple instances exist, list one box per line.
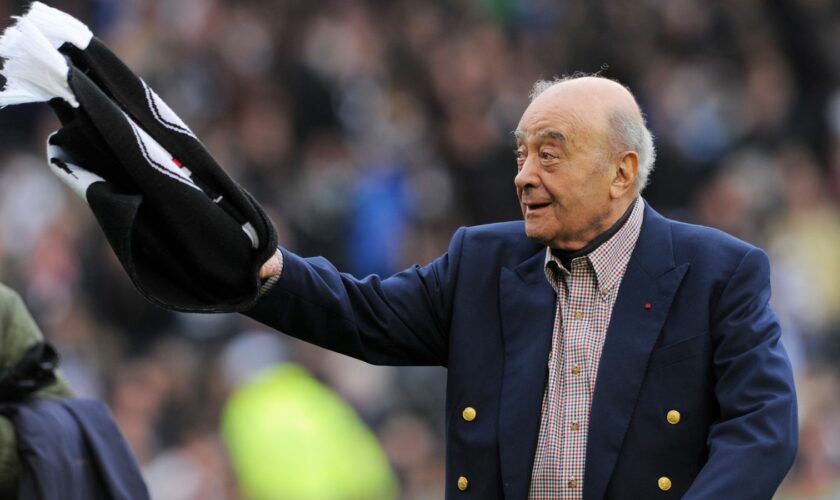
left=524, top=202, right=551, bottom=213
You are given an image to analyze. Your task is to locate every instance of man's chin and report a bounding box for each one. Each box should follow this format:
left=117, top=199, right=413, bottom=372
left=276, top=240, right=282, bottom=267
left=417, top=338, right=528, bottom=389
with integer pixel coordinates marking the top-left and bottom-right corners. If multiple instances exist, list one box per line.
left=523, top=225, right=552, bottom=246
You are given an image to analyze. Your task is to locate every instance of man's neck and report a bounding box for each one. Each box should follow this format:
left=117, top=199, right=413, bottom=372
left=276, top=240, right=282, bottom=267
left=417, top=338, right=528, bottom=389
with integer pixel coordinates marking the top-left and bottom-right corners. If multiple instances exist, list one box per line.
left=552, top=197, right=638, bottom=267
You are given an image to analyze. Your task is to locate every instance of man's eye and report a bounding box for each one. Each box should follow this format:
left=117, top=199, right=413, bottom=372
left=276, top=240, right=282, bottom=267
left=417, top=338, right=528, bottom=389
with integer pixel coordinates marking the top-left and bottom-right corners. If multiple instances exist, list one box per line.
left=514, top=149, right=525, bottom=160
left=541, top=151, right=557, bottom=160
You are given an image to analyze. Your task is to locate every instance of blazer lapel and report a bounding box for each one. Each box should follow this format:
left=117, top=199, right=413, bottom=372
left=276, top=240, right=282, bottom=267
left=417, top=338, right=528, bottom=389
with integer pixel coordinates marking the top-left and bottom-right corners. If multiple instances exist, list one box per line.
left=583, top=204, right=689, bottom=500
left=498, top=249, right=556, bottom=499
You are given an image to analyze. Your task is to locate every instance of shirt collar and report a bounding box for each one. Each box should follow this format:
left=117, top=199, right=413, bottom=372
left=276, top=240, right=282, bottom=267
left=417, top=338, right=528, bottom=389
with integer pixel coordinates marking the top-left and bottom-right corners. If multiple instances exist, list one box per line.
left=544, top=197, right=645, bottom=292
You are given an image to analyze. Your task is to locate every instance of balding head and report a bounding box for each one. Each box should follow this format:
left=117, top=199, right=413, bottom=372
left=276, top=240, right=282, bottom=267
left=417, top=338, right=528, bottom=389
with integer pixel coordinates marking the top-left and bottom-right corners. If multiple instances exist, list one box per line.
left=528, top=75, right=656, bottom=192
left=513, top=74, right=653, bottom=250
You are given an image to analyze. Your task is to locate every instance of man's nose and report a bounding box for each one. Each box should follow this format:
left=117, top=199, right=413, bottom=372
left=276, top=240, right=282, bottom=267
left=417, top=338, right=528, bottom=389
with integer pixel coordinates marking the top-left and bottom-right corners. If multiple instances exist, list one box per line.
left=514, top=156, right=539, bottom=190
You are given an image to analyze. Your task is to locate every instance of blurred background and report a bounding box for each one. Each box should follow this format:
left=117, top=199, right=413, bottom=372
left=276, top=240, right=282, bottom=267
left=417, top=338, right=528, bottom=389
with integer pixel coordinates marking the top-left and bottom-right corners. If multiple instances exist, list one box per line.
left=1, top=0, right=839, bottom=498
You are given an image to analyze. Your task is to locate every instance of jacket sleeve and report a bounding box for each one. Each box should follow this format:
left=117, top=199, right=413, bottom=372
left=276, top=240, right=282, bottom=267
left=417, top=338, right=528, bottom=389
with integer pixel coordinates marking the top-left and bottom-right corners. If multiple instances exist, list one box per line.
left=683, top=248, right=798, bottom=499
left=0, top=284, right=75, bottom=498
left=244, top=227, right=467, bottom=367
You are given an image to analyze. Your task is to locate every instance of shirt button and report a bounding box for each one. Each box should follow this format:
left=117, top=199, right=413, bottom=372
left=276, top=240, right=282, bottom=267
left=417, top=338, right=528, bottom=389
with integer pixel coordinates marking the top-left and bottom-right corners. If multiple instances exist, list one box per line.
left=570, top=422, right=580, bottom=431
left=462, top=407, right=477, bottom=422
left=658, top=476, right=672, bottom=491
left=574, top=311, right=583, bottom=320
left=600, top=287, right=610, bottom=297
left=568, top=479, right=577, bottom=489
left=666, top=410, right=681, bottom=425
left=571, top=364, right=581, bottom=375
left=457, top=476, right=469, bottom=491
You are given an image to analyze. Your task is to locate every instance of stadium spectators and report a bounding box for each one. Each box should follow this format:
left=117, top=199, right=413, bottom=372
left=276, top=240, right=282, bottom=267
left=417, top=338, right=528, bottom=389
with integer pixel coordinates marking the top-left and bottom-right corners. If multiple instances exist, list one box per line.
left=2, top=0, right=839, bottom=497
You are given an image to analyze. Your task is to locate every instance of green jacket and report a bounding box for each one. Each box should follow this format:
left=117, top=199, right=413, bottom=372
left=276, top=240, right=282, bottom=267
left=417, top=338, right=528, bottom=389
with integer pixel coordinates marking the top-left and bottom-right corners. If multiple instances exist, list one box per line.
left=0, top=283, right=74, bottom=497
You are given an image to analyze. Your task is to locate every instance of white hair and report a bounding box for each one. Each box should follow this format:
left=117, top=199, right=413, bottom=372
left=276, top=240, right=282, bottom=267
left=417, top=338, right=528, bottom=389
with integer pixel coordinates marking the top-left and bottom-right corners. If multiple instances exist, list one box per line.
left=529, top=75, right=657, bottom=192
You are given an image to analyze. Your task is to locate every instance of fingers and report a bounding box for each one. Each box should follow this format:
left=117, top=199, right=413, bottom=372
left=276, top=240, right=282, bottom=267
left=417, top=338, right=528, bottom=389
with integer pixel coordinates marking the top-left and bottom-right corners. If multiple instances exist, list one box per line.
left=259, top=251, right=282, bottom=279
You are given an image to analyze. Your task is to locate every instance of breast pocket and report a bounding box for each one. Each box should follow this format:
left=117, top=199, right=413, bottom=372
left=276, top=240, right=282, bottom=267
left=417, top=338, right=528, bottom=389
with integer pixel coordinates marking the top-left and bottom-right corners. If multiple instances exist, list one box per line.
left=647, top=332, right=711, bottom=371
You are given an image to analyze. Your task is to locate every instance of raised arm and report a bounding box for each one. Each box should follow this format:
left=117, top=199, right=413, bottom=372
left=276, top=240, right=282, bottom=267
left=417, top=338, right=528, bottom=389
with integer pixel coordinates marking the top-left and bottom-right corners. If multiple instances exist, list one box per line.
left=245, top=227, right=468, bottom=367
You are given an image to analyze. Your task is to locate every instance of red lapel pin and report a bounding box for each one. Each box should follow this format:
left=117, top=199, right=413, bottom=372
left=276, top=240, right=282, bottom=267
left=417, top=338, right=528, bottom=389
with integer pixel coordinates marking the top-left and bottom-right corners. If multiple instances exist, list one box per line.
left=644, top=303, right=652, bottom=310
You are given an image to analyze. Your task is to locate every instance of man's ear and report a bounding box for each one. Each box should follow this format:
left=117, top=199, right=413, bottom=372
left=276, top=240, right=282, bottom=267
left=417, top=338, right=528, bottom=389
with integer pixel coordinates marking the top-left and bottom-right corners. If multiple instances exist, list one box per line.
left=610, top=151, right=639, bottom=199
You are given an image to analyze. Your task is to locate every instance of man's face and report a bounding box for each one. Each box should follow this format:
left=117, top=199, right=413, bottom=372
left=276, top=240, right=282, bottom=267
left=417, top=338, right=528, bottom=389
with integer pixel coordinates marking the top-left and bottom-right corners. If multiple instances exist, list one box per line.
left=514, top=90, right=616, bottom=250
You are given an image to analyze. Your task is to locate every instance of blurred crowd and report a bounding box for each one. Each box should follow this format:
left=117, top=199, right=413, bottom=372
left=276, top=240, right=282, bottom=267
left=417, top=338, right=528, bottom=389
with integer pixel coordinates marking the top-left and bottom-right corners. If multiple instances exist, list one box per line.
left=2, top=0, right=840, bottom=497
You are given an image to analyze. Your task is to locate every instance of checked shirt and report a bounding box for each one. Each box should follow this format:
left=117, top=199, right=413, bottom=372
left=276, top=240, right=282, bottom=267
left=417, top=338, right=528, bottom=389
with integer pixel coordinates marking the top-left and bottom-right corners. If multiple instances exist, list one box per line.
left=528, top=197, right=644, bottom=499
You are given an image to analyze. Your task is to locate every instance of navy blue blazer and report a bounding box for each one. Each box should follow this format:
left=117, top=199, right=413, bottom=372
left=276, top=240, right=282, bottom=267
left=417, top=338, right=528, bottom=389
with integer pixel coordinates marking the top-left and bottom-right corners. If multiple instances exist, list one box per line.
left=246, top=201, right=798, bottom=499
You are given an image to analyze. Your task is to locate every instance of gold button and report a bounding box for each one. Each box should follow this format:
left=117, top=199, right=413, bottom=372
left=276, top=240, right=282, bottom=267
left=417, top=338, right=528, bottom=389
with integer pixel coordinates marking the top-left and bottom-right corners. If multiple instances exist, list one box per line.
left=457, top=476, right=469, bottom=491
left=600, top=288, right=609, bottom=297
left=571, top=364, right=581, bottom=375
left=666, top=410, right=681, bottom=425
left=568, top=479, right=577, bottom=489
left=658, top=476, right=672, bottom=491
left=570, top=422, right=580, bottom=431
left=462, top=407, right=477, bottom=422
left=574, top=311, right=583, bottom=320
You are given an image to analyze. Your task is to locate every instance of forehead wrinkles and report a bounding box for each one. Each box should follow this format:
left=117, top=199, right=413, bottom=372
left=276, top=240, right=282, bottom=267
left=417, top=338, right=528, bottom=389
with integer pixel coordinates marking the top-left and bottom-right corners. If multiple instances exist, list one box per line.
left=539, top=103, right=613, bottom=156
left=515, top=117, right=581, bottom=153
left=520, top=96, right=590, bottom=138
left=514, top=127, right=565, bottom=143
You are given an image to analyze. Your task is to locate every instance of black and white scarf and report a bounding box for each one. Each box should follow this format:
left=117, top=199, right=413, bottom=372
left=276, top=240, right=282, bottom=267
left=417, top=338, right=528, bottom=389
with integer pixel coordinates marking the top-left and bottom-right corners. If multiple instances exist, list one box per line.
left=0, top=2, right=277, bottom=313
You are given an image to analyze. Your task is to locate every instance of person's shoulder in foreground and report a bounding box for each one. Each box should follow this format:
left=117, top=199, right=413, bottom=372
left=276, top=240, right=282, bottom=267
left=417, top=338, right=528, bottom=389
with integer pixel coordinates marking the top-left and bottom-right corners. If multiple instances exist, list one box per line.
left=0, top=283, right=75, bottom=497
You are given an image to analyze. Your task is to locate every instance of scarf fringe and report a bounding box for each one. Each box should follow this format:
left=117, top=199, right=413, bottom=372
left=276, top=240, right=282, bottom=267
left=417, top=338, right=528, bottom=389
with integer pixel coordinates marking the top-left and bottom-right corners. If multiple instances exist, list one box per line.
left=0, top=17, right=78, bottom=107
left=25, top=1, right=94, bottom=50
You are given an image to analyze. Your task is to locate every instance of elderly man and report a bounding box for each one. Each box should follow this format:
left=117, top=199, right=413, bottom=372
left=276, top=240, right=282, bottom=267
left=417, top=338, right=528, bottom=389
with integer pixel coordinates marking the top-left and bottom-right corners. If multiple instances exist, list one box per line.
left=0, top=5, right=794, bottom=498
left=249, top=75, right=797, bottom=499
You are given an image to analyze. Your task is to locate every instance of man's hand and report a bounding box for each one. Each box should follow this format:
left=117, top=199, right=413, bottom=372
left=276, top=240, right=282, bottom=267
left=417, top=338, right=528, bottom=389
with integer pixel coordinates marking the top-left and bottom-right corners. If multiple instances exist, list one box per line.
left=259, top=252, right=282, bottom=279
